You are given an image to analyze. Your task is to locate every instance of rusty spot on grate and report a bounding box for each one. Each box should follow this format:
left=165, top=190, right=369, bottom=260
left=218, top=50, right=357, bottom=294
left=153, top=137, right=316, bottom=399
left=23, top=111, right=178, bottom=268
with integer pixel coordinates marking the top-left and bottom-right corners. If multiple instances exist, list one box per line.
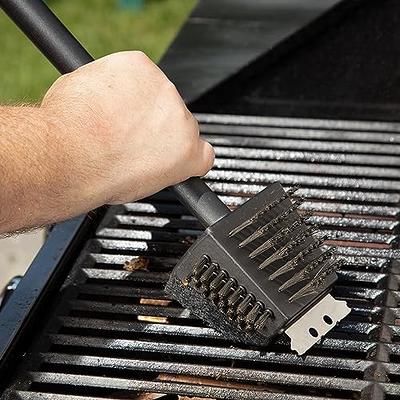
left=137, top=315, right=169, bottom=324
left=123, top=257, right=150, bottom=271
left=301, top=210, right=337, bottom=217
left=181, top=236, right=196, bottom=245
left=326, top=240, right=390, bottom=249
left=179, top=397, right=215, bottom=400
left=135, top=394, right=167, bottom=400
left=157, top=373, right=266, bottom=392
left=140, top=298, right=172, bottom=307
left=347, top=213, right=395, bottom=221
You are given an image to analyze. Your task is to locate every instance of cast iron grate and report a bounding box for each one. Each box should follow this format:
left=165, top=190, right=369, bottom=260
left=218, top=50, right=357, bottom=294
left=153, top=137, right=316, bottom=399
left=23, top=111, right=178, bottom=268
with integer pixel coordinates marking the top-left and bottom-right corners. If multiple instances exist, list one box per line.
left=2, top=113, right=400, bottom=399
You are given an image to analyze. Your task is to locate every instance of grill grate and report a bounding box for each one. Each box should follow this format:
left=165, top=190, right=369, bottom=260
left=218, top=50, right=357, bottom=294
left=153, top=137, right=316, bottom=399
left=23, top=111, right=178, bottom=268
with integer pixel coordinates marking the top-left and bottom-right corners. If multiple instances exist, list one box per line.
left=2, top=114, right=400, bottom=400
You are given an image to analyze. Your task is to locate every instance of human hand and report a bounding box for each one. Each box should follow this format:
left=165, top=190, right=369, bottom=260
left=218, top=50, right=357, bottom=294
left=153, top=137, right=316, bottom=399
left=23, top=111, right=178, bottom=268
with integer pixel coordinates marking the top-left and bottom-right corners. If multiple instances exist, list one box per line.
left=41, top=51, right=214, bottom=208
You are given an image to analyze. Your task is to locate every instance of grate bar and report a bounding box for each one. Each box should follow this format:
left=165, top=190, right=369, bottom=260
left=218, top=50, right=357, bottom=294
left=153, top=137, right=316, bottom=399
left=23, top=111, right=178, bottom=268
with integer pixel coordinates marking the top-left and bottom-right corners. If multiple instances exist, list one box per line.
left=333, top=287, right=384, bottom=302
left=97, top=228, right=198, bottom=242
left=90, top=253, right=176, bottom=268
left=214, top=146, right=400, bottom=167
left=124, top=200, right=400, bottom=217
left=200, top=123, right=400, bottom=143
left=25, top=372, right=346, bottom=400
left=205, top=135, right=400, bottom=155
left=96, top=238, right=187, bottom=255
left=77, top=285, right=168, bottom=299
left=339, top=256, right=389, bottom=270
left=214, top=158, right=400, bottom=179
left=337, top=271, right=386, bottom=285
left=40, top=352, right=369, bottom=392
left=298, top=202, right=400, bottom=217
left=208, top=183, right=400, bottom=203
left=112, top=215, right=397, bottom=232
left=89, top=252, right=389, bottom=272
left=336, top=248, right=400, bottom=258
left=68, top=300, right=191, bottom=319
left=206, top=170, right=400, bottom=191
left=306, top=216, right=398, bottom=230
left=49, top=334, right=375, bottom=365
left=59, top=316, right=378, bottom=340
left=82, top=268, right=169, bottom=283
left=96, top=228, right=396, bottom=245
left=97, top=228, right=185, bottom=242
left=195, top=113, right=400, bottom=133
left=59, top=317, right=220, bottom=338
left=5, top=393, right=111, bottom=400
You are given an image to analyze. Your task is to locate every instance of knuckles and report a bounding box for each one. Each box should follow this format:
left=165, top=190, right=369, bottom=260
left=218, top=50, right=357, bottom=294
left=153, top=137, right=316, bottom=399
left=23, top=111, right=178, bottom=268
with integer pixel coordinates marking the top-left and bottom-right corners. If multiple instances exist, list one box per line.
left=129, top=50, right=151, bottom=64
left=104, top=50, right=151, bottom=66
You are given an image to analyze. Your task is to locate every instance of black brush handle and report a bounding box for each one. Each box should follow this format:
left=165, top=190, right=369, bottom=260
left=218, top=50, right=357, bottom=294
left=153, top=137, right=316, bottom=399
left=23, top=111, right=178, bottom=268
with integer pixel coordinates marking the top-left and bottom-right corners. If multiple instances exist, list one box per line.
left=0, top=0, right=230, bottom=227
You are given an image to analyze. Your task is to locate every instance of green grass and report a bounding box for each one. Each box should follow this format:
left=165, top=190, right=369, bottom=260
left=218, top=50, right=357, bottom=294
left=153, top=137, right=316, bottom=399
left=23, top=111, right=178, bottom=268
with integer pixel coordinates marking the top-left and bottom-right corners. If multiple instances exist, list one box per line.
left=0, top=0, right=195, bottom=103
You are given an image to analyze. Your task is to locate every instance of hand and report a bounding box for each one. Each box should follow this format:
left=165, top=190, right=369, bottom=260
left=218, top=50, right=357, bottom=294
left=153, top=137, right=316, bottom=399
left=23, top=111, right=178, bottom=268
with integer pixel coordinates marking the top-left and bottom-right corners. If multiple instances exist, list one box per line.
left=41, top=51, right=214, bottom=207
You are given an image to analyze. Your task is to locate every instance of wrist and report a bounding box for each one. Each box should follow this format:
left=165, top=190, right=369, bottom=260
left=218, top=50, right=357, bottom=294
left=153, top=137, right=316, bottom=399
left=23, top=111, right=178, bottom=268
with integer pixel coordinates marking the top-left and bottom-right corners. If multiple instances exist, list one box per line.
left=40, top=102, right=113, bottom=212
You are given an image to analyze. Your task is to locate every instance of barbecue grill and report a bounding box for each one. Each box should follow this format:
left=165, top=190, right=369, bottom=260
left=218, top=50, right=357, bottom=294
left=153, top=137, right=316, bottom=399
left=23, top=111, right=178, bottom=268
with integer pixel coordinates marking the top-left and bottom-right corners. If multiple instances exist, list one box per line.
left=1, top=1, right=400, bottom=399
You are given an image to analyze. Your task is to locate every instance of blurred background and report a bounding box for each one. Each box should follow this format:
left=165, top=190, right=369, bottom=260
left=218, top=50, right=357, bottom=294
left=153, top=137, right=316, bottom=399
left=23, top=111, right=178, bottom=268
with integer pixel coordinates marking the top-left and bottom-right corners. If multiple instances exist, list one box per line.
left=0, top=0, right=195, bottom=288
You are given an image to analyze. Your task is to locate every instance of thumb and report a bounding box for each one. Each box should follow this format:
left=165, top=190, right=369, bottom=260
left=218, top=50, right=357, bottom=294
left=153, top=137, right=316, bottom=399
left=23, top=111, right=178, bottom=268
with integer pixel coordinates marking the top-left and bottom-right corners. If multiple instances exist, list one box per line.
left=192, top=139, right=215, bottom=177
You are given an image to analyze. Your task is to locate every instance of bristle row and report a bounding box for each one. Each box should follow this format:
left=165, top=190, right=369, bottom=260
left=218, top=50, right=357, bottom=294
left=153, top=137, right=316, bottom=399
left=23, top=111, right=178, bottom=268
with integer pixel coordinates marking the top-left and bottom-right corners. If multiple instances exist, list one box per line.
left=249, top=219, right=303, bottom=259
left=239, top=198, right=303, bottom=248
left=278, top=248, right=336, bottom=292
left=288, top=258, right=344, bottom=303
left=231, top=186, right=341, bottom=303
left=188, top=255, right=274, bottom=333
left=229, top=186, right=299, bottom=237
left=268, top=235, right=326, bottom=281
left=258, top=225, right=314, bottom=270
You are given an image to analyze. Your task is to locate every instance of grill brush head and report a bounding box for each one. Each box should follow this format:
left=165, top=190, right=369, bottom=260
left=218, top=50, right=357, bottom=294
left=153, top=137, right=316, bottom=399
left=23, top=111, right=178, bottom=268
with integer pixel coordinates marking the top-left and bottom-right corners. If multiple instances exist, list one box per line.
left=165, top=182, right=350, bottom=355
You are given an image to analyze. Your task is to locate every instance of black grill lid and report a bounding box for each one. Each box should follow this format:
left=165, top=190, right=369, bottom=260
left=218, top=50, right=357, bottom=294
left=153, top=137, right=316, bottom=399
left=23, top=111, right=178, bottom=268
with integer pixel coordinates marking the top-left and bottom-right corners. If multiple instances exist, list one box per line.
left=192, top=0, right=400, bottom=122
left=160, top=0, right=342, bottom=104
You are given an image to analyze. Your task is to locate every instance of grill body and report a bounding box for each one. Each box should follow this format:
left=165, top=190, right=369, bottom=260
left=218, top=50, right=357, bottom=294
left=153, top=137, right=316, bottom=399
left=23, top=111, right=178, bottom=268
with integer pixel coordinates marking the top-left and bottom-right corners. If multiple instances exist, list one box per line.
left=2, top=1, right=400, bottom=399
left=1, top=114, right=400, bottom=399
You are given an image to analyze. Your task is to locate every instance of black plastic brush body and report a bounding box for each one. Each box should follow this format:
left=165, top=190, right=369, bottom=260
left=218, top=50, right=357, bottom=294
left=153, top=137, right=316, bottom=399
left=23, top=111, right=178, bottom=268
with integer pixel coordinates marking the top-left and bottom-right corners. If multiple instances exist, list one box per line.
left=1, top=0, right=350, bottom=355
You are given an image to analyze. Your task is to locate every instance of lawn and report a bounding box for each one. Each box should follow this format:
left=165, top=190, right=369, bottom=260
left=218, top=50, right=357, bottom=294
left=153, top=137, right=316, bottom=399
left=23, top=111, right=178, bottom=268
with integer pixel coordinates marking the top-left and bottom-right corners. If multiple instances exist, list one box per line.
left=0, top=0, right=195, bottom=103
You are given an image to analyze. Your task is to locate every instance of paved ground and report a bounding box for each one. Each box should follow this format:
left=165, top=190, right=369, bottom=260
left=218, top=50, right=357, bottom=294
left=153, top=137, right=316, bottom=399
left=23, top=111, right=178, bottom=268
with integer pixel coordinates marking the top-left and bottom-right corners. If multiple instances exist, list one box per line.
left=0, top=230, right=44, bottom=289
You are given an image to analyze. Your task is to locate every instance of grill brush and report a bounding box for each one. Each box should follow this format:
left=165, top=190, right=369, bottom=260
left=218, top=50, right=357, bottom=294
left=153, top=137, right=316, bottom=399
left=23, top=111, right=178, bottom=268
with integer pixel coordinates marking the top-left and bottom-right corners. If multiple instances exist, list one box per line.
left=166, top=182, right=350, bottom=354
left=1, top=0, right=350, bottom=355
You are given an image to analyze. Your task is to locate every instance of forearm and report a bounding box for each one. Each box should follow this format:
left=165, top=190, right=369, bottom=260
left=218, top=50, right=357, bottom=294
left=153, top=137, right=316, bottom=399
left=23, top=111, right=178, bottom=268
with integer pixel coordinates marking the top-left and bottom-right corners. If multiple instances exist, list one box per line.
left=0, top=105, right=91, bottom=234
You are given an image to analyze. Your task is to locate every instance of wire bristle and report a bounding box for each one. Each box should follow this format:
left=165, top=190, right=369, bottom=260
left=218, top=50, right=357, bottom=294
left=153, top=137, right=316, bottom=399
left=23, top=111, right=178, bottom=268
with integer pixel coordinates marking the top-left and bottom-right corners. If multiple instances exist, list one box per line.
left=237, top=294, right=255, bottom=321
left=289, top=258, right=342, bottom=303
left=190, top=255, right=211, bottom=285
left=186, top=254, right=279, bottom=334
left=209, top=270, right=228, bottom=299
left=278, top=248, right=336, bottom=292
left=227, top=287, right=245, bottom=309
left=254, top=309, right=274, bottom=331
left=268, top=235, right=326, bottom=281
left=229, top=186, right=299, bottom=237
left=217, top=278, right=236, bottom=308
left=245, top=302, right=264, bottom=326
left=249, top=219, right=303, bottom=259
left=239, top=198, right=303, bottom=248
left=258, top=225, right=314, bottom=270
